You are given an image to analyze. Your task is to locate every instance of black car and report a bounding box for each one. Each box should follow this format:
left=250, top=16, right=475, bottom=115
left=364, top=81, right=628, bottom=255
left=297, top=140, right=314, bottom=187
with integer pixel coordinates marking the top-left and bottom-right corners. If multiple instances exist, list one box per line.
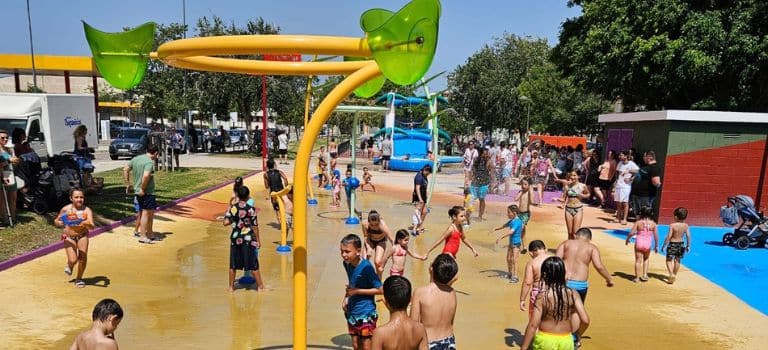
left=109, top=128, right=150, bottom=160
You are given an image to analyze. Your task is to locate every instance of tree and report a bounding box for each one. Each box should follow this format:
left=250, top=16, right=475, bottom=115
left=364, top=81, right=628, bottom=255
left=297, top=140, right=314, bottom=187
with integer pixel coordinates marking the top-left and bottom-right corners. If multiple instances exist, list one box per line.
left=133, top=23, right=187, bottom=125
left=447, top=34, right=550, bottom=135
left=554, top=0, right=768, bottom=111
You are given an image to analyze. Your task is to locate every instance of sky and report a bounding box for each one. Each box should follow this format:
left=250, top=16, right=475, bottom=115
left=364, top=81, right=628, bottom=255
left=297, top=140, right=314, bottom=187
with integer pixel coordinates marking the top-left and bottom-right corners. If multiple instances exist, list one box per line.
left=0, top=0, right=581, bottom=89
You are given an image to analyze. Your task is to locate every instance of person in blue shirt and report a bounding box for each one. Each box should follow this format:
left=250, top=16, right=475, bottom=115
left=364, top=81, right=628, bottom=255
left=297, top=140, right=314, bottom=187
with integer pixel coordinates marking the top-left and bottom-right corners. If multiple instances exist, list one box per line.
left=340, top=234, right=383, bottom=349
left=494, top=205, right=525, bottom=283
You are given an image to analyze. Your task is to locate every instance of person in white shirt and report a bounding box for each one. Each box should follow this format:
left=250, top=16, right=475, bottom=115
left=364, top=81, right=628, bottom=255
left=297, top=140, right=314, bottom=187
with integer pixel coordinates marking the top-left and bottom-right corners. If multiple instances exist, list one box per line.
left=499, top=141, right=513, bottom=196
left=277, top=130, right=289, bottom=164
left=463, top=142, right=478, bottom=188
left=614, top=150, right=639, bottom=225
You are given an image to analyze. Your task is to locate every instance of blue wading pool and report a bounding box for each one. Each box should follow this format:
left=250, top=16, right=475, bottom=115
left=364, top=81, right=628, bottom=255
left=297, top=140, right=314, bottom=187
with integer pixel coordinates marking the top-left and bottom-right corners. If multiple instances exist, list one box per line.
left=605, top=225, right=768, bottom=315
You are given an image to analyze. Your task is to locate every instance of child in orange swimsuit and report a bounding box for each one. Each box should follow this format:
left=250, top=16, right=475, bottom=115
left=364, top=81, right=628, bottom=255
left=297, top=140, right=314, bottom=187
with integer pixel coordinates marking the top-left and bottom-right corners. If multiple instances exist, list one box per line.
left=54, top=188, right=95, bottom=288
left=388, top=229, right=426, bottom=276
left=625, top=206, right=659, bottom=282
left=426, top=206, right=480, bottom=259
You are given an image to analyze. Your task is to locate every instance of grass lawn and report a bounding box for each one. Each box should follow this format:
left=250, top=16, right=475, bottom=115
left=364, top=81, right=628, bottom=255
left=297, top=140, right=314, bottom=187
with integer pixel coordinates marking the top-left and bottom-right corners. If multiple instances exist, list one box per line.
left=0, top=167, right=251, bottom=262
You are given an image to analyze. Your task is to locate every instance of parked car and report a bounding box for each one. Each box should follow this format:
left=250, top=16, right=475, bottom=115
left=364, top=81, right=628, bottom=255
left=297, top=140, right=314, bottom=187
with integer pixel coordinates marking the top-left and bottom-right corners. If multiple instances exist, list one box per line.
left=229, top=129, right=244, bottom=146
left=109, top=128, right=150, bottom=160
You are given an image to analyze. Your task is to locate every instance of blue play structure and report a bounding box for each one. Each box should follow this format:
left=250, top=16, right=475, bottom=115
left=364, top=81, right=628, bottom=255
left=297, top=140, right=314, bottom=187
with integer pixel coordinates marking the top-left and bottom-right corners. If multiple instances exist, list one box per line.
left=605, top=225, right=768, bottom=315
left=372, top=127, right=461, bottom=171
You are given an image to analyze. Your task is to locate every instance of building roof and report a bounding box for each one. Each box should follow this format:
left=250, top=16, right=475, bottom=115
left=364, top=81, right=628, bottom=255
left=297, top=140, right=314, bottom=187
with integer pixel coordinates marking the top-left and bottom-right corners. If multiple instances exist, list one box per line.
left=598, top=110, right=768, bottom=124
left=0, top=54, right=98, bottom=77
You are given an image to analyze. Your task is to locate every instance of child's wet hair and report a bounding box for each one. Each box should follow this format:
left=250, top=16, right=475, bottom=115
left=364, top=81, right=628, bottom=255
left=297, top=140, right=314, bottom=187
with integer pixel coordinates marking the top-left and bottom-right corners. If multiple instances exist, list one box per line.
left=507, top=204, right=519, bottom=213
left=395, top=229, right=409, bottom=243
left=92, top=298, right=123, bottom=322
left=432, top=254, right=458, bottom=285
left=237, top=186, right=250, bottom=200
left=69, top=188, right=85, bottom=197
left=528, top=240, right=546, bottom=252
left=383, top=276, right=412, bottom=310
left=368, top=210, right=380, bottom=222
left=575, top=227, right=592, bottom=239
left=639, top=206, right=653, bottom=220
left=674, top=207, right=688, bottom=220
left=340, top=234, right=362, bottom=249
left=448, top=205, right=464, bottom=218
left=520, top=177, right=530, bottom=186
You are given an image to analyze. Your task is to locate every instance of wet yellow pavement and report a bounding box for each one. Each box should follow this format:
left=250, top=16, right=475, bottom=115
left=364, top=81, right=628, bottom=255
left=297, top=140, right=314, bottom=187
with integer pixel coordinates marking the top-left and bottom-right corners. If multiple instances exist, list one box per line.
left=1, top=174, right=767, bottom=349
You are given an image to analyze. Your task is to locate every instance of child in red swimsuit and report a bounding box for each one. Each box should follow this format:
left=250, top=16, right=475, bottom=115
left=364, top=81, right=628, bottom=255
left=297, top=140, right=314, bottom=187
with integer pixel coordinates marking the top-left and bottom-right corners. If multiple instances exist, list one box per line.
left=426, top=206, right=480, bottom=259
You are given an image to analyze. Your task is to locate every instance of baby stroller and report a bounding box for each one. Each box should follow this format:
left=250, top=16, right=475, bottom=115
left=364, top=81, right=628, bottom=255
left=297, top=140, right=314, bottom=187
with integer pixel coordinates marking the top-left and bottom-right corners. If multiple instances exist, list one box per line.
left=721, top=195, right=768, bottom=250
left=34, top=154, right=85, bottom=213
left=14, top=152, right=47, bottom=214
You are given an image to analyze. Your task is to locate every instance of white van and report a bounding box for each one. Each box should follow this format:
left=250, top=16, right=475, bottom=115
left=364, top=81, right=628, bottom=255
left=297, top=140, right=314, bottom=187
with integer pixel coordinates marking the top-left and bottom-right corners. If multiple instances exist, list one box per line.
left=0, top=93, right=99, bottom=159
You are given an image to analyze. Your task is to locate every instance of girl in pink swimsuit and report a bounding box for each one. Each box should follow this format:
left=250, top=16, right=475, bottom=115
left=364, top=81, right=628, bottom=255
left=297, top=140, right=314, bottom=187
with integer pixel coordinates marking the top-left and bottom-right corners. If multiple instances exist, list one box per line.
left=625, top=206, right=659, bottom=282
left=426, top=206, right=480, bottom=259
left=388, top=229, right=426, bottom=276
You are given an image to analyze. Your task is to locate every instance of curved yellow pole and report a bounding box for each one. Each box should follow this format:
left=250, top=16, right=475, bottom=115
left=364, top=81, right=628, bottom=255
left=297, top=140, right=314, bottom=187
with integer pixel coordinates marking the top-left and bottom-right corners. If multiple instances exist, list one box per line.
left=270, top=184, right=293, bottom=251
left=292, top=62, right=382, bottom=350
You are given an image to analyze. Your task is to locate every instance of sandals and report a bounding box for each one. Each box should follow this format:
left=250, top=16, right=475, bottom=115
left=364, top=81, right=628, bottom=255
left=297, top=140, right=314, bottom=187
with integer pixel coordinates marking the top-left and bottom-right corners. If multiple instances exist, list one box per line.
left=138, top=237, right=155, bottom=244
left=75, top=280, right=85, bottom=288
left=64, top=266, right=72, bottom=276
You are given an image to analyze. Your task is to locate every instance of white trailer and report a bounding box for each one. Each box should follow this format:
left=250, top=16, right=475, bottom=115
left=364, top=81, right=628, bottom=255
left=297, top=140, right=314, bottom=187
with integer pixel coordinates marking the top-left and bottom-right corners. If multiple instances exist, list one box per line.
left=0, top=93, right=99, bottom=159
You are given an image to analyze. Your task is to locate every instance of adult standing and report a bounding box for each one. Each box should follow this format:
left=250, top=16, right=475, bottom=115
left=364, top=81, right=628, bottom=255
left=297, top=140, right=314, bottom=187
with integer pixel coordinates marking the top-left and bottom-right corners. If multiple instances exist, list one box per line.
left=167, top=128, right=184, bottom=169
left=124, top=145, right=159, bottom=244
left=583, top=149, right=601, bottom=205
left=631, top=150, right=662, bottom=218
left=0, top=129, right=20, bottom=226
left=614, top=150, right=639, bottom=225
left=470, top=147, right=493, bottom=221
left=596, top=150, right=618, bottom=208
left=500, top=141, right=513, bottom=196
left=412, top=165, right=433, bottom=226
left=73, top=125, right=95, bottom=189
left=462, top=142, right=478, bottom=188
left=188, top=125, right=198, bottom=153
left=263, top=158, right=289, bottom=224
left=328, top=137, right=338, bottom=158
left=277, top=130, right=289, bottom=164
left=380, top=135, right=393, bottom=171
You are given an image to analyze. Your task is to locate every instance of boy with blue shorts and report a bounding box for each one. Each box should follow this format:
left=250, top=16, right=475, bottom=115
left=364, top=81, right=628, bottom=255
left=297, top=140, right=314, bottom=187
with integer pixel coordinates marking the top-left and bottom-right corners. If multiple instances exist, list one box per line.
left=494, top=205, right=524, bottom=283
left=340, top=234, right=383, bottom=350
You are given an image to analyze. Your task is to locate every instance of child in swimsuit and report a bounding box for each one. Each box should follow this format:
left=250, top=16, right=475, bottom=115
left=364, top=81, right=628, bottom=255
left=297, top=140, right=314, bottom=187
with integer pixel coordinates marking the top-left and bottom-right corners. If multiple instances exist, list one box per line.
left=360, top=167, right=376, bottom=192
left=625, top=206, right=659, bottom=283
left=521, top=256, right=589, bottom=350
left=331, top=173, right=341, bottom=208
left=494, top=204, right=525, bottom=283
left=361, top=210, right=394, bottom=278
left=411, top=202, right=424, bottom=236
left=317, top=156, right=328, bottom=188
left=463, top=188, right=474, bottom=226
left=426, top=206, right=479, bottom=259
left=388, top=229, right=426, bottom=277
left=54, top=188, right=95, bottom=288
left=662, top=207, right=691, bottom=284
left=520, top=240, right=552, bottom=319
left=515, top=177, right=533, bottom=237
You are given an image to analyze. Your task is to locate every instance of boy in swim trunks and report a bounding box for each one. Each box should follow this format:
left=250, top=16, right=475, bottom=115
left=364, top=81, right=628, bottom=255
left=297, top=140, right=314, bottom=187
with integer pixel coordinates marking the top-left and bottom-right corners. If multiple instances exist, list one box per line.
left=556, top=228, right=613, bottom=347
left=493, top=205, right=525, bottom=283
left=372, top=276, right=429, bottom=350
left=662, top=207, right=691, bottom=284
left=411, top=254, right=459, bottom=350
left=70, top=298, right=123, bottom=350
left=520, top=240, right=552, bottom=318
left=341, top=234, right=383, bottom=350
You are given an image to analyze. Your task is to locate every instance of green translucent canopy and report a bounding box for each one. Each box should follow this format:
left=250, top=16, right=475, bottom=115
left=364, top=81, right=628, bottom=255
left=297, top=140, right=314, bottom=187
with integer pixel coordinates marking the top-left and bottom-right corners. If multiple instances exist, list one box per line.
left=83, top=21, right=155, bottom=90
left=360, top=0, right=441, bottom=86
left=344, top=56, right=386, bottom=98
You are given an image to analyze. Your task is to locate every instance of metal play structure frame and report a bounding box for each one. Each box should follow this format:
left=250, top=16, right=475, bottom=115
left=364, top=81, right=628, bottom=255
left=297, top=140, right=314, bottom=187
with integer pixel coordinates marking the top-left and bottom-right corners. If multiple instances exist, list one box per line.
left=83, top=1, right=441, bottom=348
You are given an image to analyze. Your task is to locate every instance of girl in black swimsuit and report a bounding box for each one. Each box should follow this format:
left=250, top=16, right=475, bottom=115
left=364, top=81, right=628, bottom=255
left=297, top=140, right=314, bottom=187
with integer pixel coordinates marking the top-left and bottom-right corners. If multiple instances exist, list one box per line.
left=360, top=210, right=394, bottom=278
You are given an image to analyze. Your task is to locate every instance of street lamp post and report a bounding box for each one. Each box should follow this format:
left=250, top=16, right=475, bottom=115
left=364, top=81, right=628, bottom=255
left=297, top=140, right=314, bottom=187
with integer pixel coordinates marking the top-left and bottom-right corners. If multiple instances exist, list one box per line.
left=519, top=95, right=531, bottom=140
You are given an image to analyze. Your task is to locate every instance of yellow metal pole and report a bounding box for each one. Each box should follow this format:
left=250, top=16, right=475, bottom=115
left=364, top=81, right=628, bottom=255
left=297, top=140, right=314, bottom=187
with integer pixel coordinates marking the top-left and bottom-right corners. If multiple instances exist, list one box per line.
left=292, top=62, right=382, bottom=350
left=271, top=184, right=293, bottom=252
left=304, top=56, right=318, bottom=206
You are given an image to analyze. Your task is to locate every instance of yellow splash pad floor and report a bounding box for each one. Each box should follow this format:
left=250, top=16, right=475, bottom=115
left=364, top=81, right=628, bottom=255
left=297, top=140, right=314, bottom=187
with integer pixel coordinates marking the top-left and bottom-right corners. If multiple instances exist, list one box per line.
left=1, top=174, right=767, bottom=349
